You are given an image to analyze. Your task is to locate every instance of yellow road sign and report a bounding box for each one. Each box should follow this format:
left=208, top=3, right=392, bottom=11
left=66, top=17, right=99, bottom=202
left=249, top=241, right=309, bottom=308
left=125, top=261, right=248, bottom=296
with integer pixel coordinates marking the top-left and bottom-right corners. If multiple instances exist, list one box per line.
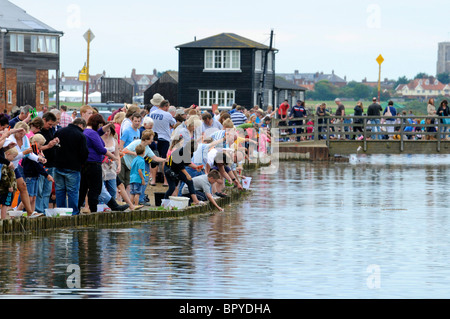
left=376, top=54, right=384, bottom=65
left=79, top=65, right=88, bottom=81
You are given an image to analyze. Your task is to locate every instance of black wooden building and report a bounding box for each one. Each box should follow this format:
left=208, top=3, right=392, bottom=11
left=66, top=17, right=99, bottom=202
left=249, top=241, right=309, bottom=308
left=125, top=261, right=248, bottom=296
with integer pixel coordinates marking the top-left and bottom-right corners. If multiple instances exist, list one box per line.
left=101, top=77, right=133, bottom=103
left=175, top=33, right=277, bottom=110
left=144, top=71, right=178, bottom=106
left=0, top=0, right=63, bottom=111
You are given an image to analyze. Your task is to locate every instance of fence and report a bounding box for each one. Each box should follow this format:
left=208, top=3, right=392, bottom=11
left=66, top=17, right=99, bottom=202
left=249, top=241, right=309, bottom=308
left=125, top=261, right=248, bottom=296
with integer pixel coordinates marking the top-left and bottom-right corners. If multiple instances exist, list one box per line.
left=273, top=115, right=450, bottom=152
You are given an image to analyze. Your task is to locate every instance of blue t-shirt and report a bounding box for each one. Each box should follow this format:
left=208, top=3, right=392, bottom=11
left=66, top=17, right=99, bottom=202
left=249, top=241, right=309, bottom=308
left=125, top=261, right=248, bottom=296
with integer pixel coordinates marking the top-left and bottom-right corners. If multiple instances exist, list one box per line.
left=123, top=139, right=155, bottom=169
left=121, top=127, right=140, bottom=148
left=130, top=156, right=146, bottom=184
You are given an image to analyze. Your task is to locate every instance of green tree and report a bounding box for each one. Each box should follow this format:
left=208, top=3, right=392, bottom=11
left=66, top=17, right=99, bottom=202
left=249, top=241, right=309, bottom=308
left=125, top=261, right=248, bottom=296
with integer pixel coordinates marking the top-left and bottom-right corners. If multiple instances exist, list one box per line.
left=394, top=76, right=409, bottom=89
left=437, top=72, right=450, bottom=84
left=414, top=72, right=428, bottom=79
left=310, top=80, right=338, bottom=100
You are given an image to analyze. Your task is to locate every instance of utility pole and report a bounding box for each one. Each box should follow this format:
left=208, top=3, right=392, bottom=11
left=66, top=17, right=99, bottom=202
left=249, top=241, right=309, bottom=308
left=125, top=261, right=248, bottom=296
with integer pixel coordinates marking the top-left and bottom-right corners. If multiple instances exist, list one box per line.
left=83, top=29, right=95, bottom=105
left=259, top=29, right=274, bottom=109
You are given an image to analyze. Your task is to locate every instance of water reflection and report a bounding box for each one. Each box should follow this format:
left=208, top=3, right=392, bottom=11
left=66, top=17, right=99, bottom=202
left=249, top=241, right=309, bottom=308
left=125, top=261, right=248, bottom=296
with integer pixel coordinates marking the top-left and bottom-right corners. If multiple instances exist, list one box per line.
left=2, top=155, right=450, bottom=298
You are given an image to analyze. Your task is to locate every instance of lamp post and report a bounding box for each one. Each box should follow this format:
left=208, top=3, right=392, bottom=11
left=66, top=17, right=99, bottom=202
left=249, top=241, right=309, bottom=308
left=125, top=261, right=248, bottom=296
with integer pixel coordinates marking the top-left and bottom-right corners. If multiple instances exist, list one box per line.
left=376, top=54, right=384, bottom=101
left=83, top=29, right=95, bottom=105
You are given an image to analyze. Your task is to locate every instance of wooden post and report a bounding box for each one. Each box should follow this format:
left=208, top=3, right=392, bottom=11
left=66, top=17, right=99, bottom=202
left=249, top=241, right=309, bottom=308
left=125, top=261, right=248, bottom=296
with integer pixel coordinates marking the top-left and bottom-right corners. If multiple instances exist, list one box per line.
left=314, top=115, right=319, bottom=142
left=363, top=117, right=367, bottom=152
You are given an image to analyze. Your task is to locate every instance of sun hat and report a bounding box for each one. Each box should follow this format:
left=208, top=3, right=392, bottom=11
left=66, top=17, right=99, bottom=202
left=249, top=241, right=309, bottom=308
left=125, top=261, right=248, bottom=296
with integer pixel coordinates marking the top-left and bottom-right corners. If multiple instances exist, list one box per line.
left=150, top=93, right=164, bottom=106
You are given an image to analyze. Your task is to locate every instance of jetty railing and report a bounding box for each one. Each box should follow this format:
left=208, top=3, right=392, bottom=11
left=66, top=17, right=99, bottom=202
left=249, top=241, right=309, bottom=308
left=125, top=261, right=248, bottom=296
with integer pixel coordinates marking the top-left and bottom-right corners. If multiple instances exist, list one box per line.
left=273, top=115, right=448, bottom=152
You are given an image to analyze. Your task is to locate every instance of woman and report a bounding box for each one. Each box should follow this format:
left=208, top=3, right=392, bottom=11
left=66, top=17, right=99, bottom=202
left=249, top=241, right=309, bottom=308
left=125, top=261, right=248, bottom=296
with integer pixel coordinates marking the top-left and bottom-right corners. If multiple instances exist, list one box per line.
left=427, top=98, right=437, bottom=116
left=79, top=114, right=119, bottom=213
left=113, top=111, right=125, bottom=145
left=353, top=102, right=364, bottom=139
left=5, top=121, right=46, bottom=217
left=101, top=123, right=121, bottom=199
left=164, top=140, right=202, bottom=205
left=437, top=99, right=449, bottom=139
left=26, top=117, right=44, bottom=139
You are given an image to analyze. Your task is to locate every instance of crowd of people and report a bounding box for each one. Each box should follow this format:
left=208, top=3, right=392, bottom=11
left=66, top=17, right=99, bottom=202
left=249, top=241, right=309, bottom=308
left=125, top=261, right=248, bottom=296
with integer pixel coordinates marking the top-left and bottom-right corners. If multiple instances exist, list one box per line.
left=276, top=97, right=450, bottom=141
left=0, top=93, right=273, bottom=219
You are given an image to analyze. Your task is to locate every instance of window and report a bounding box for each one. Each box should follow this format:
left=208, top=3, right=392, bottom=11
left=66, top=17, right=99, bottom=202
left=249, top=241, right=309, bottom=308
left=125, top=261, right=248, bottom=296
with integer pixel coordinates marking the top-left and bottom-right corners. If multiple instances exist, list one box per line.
left=204, top=50, right=240, bottom=70
left=199, top=90, right=235, bottom=107
left=7, top=90, right=12, bottom=104
left=255, top=50, right=262, bottom=71
left=267, top=52, right=273, bottom=72
left=31, top=35, right=58, bottom=53
left=40, top=91, right=45, bottom=105
left=10, top=34, right=24, bottom=52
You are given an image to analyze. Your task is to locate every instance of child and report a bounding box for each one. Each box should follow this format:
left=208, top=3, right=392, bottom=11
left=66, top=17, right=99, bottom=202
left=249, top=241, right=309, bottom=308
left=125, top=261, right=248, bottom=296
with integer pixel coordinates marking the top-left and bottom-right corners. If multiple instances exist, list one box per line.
left=0, top=148, right=18, bottom=219
left=129, top=144, right=146, bottom=206
left=21, top=134, right=54, bottom=213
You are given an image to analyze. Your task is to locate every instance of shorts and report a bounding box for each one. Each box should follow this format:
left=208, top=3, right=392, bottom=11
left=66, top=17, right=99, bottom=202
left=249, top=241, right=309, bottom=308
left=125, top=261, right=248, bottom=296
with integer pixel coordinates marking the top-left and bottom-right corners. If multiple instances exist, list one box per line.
left=25, top=177, right=39, bottom=197
left=0, top=191, right=14, bottom=206
left=157, top=139, right=170, bottom=158
left=14, top=165, right=24, bottom=179
left=130, top=183, right=143, bottom=195
left=118, top=160, right=130, bottom=187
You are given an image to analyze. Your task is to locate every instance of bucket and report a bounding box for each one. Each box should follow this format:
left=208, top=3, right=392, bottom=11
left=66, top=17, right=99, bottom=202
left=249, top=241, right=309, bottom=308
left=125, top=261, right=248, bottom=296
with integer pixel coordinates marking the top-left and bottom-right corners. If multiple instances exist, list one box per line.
left=161, top=199, right=171, bottom=207
left=242, top=177, right=252, bottom=189
left=154, top=192, right=166, bottom=206
left=169, top=196, right=190, bottom=209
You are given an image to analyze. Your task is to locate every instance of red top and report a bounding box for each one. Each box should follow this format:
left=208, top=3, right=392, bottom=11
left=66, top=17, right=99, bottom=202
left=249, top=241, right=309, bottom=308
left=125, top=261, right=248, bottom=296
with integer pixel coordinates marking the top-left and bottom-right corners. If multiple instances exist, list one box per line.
left=278, top=103, right=290, bottom=116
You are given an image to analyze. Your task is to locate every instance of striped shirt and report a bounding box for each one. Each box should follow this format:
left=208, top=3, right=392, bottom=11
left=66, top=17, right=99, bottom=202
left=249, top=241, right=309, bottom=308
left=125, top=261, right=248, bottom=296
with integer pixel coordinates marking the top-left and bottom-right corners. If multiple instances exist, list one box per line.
left=230, top=111, right=247, bottom=126
left=60, top=111, right=73, bottom=128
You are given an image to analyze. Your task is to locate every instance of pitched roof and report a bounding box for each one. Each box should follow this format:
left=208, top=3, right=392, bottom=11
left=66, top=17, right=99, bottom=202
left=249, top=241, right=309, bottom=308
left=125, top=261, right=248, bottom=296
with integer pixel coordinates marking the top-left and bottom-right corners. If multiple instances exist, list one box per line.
left=176, top=33, right=276, bottom=50
left=397, top=77, right=445, bottom=91
left=275, top=77, right=307, bottom=91
left=0, top=0, right=63, bottom=34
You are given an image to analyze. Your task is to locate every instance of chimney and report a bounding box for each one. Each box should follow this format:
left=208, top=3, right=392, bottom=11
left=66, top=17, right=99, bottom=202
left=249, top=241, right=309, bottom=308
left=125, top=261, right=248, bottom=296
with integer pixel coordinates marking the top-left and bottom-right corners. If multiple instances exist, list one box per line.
left=332, top=70, right=335, bottom=75
left=103, top=70, right=106, bottom=77
left=131, top=68, right=136, bottom=78
left=294, top=70, right=299, bottom=75
left=153, top=68, right=157, bottom=76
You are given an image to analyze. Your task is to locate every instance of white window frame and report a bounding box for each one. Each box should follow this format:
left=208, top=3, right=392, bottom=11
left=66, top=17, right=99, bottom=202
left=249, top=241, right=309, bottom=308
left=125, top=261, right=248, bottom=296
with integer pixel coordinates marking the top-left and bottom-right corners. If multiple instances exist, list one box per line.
left=267, top=51, right=273, bottom=73
left=198, top=90, right=235, bottom=107
left=204, top=49, right=240, bottom=71
left=40, top=91, right=45, bottom=105
left=255, top=50, right=262, bottom=72
left=31, top=35, right=58, bottom=54
left=7, top=90, right=12, bottom=104
left=10, top=34, right=24, bottom=52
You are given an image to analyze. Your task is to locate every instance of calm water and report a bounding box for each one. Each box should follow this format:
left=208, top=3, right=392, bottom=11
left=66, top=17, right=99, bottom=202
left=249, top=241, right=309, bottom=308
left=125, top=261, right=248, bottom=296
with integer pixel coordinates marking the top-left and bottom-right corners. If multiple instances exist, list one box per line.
left=2, top=154, right=450, bottom=298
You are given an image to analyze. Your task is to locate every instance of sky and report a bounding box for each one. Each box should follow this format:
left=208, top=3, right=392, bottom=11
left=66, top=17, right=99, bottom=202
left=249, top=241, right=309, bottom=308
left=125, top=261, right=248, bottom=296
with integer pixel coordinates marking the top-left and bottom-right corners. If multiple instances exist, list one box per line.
left=10, top=0, right=450, bottom=82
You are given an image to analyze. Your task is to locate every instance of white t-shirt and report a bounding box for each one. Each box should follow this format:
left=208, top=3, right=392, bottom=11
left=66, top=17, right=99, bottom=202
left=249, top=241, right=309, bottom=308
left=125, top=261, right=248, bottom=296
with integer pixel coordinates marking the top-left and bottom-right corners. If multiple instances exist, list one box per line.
left=148, top=109, right=176, bottom=142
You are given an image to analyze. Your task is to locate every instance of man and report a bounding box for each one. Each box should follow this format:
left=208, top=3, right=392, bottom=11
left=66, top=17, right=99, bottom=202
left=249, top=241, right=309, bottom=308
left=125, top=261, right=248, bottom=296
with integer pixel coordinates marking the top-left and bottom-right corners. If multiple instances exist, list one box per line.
left=181, top=170, right=224, bottom=211
left=367, top=97, right=383, bottom=140
left=119, top=105, right=141, bottom=138
left=149, top=93, right=164, bottom=113
left=202, top=112, right=223, bottom=137
left=9, top=105, right=32, bottom=128
left=35, top=112, right=59, bottom=214
left=149, top=100, right=176, bottom=186
left=383, top=100, right=397, bottom=139
left=228, top=103, right=238, bottom=115
left=278, top=100, right=290, bottom=126
left=334, top=98, right=346, bottom=139
left=37, top=105, right=48, bottom=118
left=50, top=108, right=62, bottom=133
left=289, top=100, right=307, bottom=141
left=230, top=105, right=248, bottom=126
left=59, top=105, right=73, bottom=128
left=120, top=112, right=142, bottom=149
left=54, top=118, right=89, bottom=215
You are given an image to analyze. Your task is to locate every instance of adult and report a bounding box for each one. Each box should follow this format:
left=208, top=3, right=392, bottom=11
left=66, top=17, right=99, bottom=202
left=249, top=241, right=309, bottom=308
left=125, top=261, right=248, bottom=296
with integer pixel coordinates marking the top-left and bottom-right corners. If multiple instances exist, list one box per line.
left=4, top=122, right=45, bottom=217
left=119, top=105, right=141, bottom=139
left=316, top=103, right=328, bottom=140
left=181, top=170, right=224, bottom=211
left=367, top=97, right=383, bottom=140
left=9, top=105, right=32, bottom=128
left=278, top=100, right=290, bottom=126
left=353, top=102, right=364, bottom=139
left=289, top=100, right=307, bottom=141
left=26, top=117, right=44, bottom=139
left=59, top=105, right=73, bottom=128
left=149, top=93, right=164, bottom=113
left=54, top=118, right=89, bottom=215
left=334, top=98, right=346, bottom=139
left=101, top=123, right=121, bottom=200
left=37, top=105, right=48, bottom=118
left=120, top=112, right=142, bottom=149
left=437, top=100, right=450, bottom=139
left=109, top=103, right=129, bottom=122
left=148, top=100, right=176, bottom=186
left=35, top=112, right=59, bottom=214
left=113, top=111, right=125, bottom=144
left=80, top=105, right=94, bottom=123
left=79, top=114, right=118, bottom=213
left=202, top=112, right=223, bottom=137
left=230, top=105, right=248, bottom=126
left=50, top=108, right=62, bottom=133
left=383, top=100, right=397, bottom=138
left=427, top=98, right=437, bottom=116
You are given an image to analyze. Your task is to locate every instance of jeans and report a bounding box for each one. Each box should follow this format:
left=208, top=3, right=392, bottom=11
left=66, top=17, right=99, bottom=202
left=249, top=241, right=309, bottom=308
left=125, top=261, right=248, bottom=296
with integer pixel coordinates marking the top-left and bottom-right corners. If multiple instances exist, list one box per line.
left=54, top=168, right=81, bottom=215
left=36, top=167, right=55, bottom=214
left=104, top=178, right=117, bottom=199
left=177, top=166, right=205, bottom=196
left=98, top=182, right=112, bottom=205
left=369, top=119, right=382, bottom=140
left=138, top=162, right=150, bottom=203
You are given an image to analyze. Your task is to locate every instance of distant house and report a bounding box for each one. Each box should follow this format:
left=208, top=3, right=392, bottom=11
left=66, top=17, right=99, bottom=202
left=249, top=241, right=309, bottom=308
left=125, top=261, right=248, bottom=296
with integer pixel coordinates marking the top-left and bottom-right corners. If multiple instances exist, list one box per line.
left=130, top=68, right=158, bottom=96
left=49, top=71, right=105, bottom=94
left=176, top=33, right=277, bottom=109
left=396, top=77, right=449, bottom=99
left=360, top=77, right=395, bottom=91
left=274, top=77, right=307, bottom=107
left=0, top=0, right=63, bottom=111
left=278, top=70, right=347, bottom=88
left=144, top=71, right=178, bottom=106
